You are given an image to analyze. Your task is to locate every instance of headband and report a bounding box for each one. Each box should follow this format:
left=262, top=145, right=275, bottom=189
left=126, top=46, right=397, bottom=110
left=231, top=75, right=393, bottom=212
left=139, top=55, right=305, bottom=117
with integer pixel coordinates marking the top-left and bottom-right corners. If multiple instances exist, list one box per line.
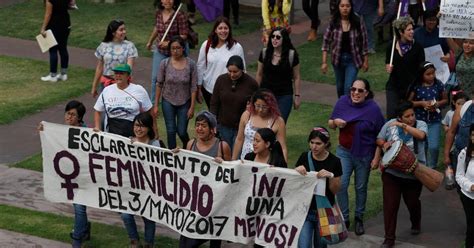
left=312, top=127, right=330, bottom=139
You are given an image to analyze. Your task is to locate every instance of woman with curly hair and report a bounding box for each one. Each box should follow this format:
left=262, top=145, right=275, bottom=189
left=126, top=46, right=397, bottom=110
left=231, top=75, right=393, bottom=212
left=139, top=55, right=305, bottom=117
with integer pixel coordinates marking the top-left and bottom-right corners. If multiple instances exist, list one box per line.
left=256, top=27, right=301, bottom=122
left=232, top=89, right=287, bottom=161
left=321, top=0, right=369, bottom=98
left=197, top=17, right=245, bottom=108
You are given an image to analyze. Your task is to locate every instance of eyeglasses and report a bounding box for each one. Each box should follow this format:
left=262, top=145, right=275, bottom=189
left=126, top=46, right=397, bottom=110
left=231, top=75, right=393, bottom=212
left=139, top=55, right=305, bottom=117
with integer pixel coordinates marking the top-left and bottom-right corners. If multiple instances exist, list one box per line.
left=271, top=35, right=282, bottom=40
left=350, top=87, right=366, bottom=93
left=254, top=104, right=269, bottom=110
left=65, top=111, right=78, bottom=118
left=134, top=123, right=146, bottom=129
left=171, top=46, right=183, bottom=51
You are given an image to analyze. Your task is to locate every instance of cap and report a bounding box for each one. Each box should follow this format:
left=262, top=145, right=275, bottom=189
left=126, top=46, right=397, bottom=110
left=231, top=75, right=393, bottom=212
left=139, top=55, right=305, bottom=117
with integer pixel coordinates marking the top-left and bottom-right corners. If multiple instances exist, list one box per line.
left=113, top=63, right=132, bottom=74
left=195, top=110, right=217, bottom=129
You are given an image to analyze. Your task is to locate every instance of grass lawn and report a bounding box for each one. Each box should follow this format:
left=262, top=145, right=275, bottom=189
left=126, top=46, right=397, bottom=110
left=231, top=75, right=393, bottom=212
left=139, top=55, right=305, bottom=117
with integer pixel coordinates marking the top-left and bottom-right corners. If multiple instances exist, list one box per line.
left=0, top=0, right=261, bottom=57
left=297, top=39, right=390, bottom=92
left=0, top=204, right=178, bottom=247
left=0, top=55, right=91, bottom=124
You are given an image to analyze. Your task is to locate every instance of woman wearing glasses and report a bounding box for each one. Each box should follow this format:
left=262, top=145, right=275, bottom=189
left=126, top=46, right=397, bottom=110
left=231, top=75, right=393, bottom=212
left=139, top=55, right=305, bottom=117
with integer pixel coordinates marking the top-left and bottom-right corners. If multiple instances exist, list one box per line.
left=210, top=55, right=258, bottom=149
left=232, top=89, right=287, bottom=161
left=328, top=78, right=384, bottom=236
left=321, top=0, right=369, bottom=98
left=91, top=19, right=138, bottom=98
left=153, top=36, right=197, bottom=149
left=256, top=27, right=301, bottom=123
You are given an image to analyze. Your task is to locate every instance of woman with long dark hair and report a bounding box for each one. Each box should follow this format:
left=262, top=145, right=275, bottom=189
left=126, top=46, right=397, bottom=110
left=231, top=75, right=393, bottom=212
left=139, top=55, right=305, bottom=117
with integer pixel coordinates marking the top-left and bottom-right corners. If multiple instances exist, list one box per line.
left=256, top=27, right=301, bottom=122
left=154, top=36, right=197, bottom=149
left=91, top=19, right=138, bottom=97
left=40, top=0, right=70, bottom=82
left=147, top=0, right=188, bottom=104
left=321, top=0, right=369, bottom=98
left=197, top=17, right=245, bottom=108
left=244, top=128, right=287, bottom=167
left=456, top=124, right=474, bottom=248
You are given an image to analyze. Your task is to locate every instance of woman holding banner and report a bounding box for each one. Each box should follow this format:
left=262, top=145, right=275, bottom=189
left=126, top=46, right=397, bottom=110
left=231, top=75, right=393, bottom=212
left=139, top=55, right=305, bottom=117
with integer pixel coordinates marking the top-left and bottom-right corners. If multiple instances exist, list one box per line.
left=120, top=112, right=160, bottom=248
left=179, top=110, right=230, bottom=247
left=294, top=127, right=342, bottom=248
left=385, top=16, right=425, bottom=119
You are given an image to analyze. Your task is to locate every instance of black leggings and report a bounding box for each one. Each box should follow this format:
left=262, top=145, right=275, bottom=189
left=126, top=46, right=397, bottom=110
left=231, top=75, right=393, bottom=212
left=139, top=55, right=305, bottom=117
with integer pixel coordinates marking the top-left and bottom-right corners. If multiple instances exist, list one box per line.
left=49, top=28, right=70, bottom=73
left=302, top=0, right=320, bottom=29
left=460, top=191, right=474, bottom=248
left=223, top=0, right=239, bottom=22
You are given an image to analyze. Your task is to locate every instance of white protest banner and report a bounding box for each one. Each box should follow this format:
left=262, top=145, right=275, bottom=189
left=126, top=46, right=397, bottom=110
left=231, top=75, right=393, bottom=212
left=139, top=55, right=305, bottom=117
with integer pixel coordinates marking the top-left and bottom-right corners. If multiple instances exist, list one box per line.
left=440, top=0, right=474, bottom=38
left=424, top=45, right=450, bottom=84
left=39, top=122, right=319, bottom=247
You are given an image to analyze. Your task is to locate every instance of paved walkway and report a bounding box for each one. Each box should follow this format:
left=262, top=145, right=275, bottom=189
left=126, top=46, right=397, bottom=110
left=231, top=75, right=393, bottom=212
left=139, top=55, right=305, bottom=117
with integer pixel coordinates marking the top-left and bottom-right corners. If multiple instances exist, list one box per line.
left=0, top=1, right=465, bottom=247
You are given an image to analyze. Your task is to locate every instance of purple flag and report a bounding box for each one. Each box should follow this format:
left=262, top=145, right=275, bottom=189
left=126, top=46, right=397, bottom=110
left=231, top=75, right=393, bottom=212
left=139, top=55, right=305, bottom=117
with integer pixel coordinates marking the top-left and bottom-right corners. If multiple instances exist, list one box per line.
left=424, top=0, right=440, bottom=10
left=195, top=0, right=224, bottom=22
left=400, top=0, right=409, bottom=17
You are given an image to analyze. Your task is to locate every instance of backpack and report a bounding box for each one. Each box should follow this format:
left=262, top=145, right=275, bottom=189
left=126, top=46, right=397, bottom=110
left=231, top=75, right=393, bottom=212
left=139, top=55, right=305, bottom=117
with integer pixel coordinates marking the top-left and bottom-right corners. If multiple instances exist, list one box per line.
left=262, top=48, right=295, bottom=66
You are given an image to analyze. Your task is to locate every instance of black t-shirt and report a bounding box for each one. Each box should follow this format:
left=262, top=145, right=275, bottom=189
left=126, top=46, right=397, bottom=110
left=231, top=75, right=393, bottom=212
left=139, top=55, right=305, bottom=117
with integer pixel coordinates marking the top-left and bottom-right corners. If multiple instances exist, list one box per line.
left=258, top=50, right=300, bottom=96
left=47, top=0, right=71, bottom=30
left=295, top=151, right=342, bottom=210
left=244, top=152, right=287, bottom=168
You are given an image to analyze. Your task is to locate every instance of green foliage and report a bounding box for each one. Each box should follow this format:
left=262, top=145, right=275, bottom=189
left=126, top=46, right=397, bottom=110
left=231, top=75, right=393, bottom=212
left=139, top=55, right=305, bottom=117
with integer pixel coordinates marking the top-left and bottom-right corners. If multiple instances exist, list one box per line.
left=0, top=0, right=261, bottom=57
left=0, top=204, right=178, bottom=247
left=0, top=56, right=91, bottom=124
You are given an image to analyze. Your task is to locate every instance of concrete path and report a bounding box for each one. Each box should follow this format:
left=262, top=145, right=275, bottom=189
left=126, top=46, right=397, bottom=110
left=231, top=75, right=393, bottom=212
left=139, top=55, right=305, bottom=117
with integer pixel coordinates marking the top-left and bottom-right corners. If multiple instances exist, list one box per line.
left=0, top=0, right=464, bottom=247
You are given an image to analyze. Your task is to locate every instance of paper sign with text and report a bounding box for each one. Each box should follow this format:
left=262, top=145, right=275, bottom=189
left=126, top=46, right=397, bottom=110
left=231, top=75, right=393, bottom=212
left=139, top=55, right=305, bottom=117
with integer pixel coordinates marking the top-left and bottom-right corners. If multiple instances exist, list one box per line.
left=39, top=122, right=320, bottom=247
left=440, top=0, right=474, bottom=38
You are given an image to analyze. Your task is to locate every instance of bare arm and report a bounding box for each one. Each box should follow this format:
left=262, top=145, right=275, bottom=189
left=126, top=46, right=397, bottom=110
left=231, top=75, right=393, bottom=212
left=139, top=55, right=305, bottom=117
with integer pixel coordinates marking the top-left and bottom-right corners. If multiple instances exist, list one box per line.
left=328, top=177, right=341, bottom=195
left=146, top=27, right=159, bottom=50
left=91, top=60, right=104, bottom=98
left=293, top=64, right=302, bottom=110
left=444, top=107, right=461, bottom=166
left=275, top=118, right=288, bottom=162
left=40, top=0, right=52, bottom=35
left=255, top=61, right=264, bottom=85
left=94, top=111, right=102, bottom=131
left=232, top=111, right=249, bottom=160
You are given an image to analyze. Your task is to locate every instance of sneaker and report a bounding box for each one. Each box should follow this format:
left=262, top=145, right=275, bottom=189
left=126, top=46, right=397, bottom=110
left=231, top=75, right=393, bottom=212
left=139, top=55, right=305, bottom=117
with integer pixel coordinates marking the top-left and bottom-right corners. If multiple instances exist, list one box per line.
left=57, top=74, right=68, bottom=81
left=40, top=74, right=58, bottom=82
left=354, top=217, right=365, bottom=235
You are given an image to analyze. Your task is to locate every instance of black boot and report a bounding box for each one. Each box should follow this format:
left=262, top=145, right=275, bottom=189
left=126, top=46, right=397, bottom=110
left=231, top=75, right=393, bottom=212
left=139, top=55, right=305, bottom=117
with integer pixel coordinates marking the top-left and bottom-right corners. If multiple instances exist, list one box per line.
left=344, top=220, right=350, bottom=229
left=355, top=217, right=365, bottom=235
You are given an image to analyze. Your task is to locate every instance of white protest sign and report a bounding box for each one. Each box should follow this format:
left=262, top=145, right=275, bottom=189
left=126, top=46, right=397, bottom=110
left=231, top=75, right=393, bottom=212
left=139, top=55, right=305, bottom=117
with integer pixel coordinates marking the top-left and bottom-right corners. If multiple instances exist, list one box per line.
left=39, top=122, right=319, bottom=247
left=424, top=45, right=450, bottom=84
left=440, top=0, right=474, bottom=38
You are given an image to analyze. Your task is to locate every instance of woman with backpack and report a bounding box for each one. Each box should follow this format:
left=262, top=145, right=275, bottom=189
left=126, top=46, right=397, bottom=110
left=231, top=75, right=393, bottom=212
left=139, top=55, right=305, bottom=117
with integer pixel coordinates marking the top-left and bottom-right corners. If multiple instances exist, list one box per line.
left=153, top=36, right=197, bottom=149
left=321, top=0, right=369, bottom=98
left=255, top=27, right=301, bottom=122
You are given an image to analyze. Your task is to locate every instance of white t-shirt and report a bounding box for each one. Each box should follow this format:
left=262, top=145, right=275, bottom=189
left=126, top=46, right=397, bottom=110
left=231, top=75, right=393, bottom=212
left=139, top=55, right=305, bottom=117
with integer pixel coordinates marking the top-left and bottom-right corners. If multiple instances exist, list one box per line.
left=94, top=83, right=152, bottom=122
left=196, top=40, right=246, bottom=93
left=442, top=110, right=454, bottom=127
left=456, top=148, right=474, bottom=200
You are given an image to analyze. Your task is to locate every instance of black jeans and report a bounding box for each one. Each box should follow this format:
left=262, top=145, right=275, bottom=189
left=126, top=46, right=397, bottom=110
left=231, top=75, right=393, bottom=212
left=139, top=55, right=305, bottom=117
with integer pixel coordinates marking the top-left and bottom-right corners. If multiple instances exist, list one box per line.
left=460, top=191, right=474, bottom=248
left=49, top=28, right=70, bottom=73
left=302, top=0, right=320, bottom=29
left=223, top=0, right=239, bottom=23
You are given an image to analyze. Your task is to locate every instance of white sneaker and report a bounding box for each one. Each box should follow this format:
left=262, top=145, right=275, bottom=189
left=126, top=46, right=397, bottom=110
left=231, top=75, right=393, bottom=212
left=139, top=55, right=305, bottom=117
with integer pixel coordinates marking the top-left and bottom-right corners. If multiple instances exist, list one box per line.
left=57, top=74, right=68, bottom=81
left=40, top=74, right=58, bottom=82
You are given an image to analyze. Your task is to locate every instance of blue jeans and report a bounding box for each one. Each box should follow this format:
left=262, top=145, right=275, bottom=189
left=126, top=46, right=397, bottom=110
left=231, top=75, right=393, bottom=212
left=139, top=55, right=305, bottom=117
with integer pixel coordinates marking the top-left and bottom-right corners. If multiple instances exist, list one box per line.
left=121, top=213, right=156, bottom=244
left=426, top=122, right=441, bottom=169
left=336, top=146, right=372, bottom=220
left=218, top=125, right=238, bottom=151
left=151, top=51, right=169, bottom=104
left=276, top=94, right=293, bottom=123
left=360, top=11, right=376, bottom=50
left=333, top=53, right=359, bottom=98
left=71, top=204, right=88, bottom=240
left=162, top=98, right=191, bottom=149
left=298, top=211, right=327, bottom=248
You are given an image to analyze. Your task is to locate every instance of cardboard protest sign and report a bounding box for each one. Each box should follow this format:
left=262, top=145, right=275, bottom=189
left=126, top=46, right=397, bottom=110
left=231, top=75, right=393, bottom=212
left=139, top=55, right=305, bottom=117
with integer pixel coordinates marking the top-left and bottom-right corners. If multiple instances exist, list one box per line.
left=440, top=0, right=474, bottom=38
left=40, top=122, right=321, bottom=247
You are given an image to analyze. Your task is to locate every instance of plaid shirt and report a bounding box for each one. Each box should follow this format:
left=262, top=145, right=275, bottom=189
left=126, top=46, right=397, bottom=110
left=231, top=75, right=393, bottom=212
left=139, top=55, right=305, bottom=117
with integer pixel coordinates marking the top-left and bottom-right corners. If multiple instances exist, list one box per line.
left=322, top=19, right=368, bottom=68
left=155, top=10, right=188, bottom=56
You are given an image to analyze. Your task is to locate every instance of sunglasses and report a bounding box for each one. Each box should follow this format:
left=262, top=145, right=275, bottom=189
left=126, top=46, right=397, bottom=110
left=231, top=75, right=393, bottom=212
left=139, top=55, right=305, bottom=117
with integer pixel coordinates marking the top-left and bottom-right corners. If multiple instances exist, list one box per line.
left=350, top=87, right=366, bottom=93
left=271, top=35, right=282, bottom=40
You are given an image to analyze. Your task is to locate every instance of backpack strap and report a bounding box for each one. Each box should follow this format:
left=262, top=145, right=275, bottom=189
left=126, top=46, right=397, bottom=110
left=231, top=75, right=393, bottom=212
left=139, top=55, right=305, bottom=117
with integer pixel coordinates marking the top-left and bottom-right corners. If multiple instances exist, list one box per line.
left=262, top=47, right=267, bottom=61
left=307, top=151, right=315, bottom=172
left=289, top=49, right=295, bottom=67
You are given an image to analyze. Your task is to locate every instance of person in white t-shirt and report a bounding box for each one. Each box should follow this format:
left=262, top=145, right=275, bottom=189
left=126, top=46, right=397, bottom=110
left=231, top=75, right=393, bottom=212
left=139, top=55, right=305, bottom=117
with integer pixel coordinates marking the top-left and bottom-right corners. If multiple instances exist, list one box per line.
left=93, top=64, right=152, bottom=138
